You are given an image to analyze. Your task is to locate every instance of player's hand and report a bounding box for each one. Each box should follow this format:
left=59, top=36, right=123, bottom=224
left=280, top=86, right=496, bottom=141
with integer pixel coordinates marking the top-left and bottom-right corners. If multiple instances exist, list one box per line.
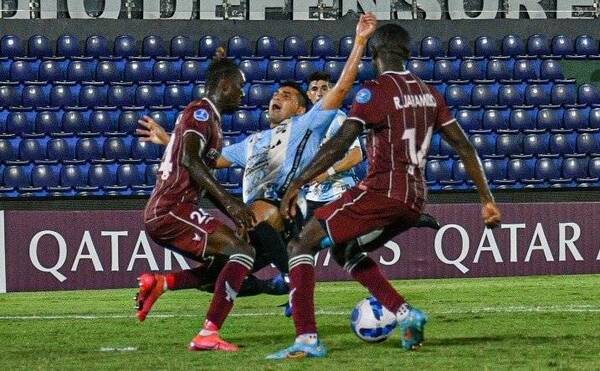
left=136, top=116, right=170, bottom=146
left=280, top=182, right=300, bottom=220
left=482, top=202, right=501, bottom=228
left=225, top=198, right=257, bottom=232
left=310, top=172, right=329, bottom=186
left=356, top=12, right=377, bottom=40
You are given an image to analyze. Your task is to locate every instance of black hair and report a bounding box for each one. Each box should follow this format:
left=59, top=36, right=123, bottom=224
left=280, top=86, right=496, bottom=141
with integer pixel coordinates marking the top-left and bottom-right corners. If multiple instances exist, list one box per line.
left=280, top=80, right=310, bottom=109
left=308, top=71, right=332, bottom=84
left=206, top=57, right=241, bottom=92
left=370, top=24, right=410, bottom=61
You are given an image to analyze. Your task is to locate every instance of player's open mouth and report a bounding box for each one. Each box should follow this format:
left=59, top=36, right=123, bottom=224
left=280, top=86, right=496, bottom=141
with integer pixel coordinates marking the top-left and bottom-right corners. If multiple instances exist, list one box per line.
left=271, top=103, right=281, bottom=112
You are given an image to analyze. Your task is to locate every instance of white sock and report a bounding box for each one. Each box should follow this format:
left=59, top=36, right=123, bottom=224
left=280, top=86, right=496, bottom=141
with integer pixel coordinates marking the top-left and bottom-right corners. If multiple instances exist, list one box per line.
left=396, top=303, right=411, bottom=322
left=295, top=333, right=318, bottom=345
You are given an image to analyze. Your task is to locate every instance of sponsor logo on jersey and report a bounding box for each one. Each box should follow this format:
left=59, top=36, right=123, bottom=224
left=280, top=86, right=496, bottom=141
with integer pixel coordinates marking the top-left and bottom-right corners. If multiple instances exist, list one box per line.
left=355, top=88, right=372, bottom=104
left=194, top=109, right=210, bottom=121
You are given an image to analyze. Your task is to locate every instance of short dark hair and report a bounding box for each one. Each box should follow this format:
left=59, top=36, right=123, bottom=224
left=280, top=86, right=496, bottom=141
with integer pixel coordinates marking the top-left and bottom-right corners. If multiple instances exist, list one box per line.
left=280, top=80, right=310, bottom=109
left=308, top=71, right=332, bottom=84
left=206, top=57, right=241, bottom=92
left=370, top=24, right=410, bottom=61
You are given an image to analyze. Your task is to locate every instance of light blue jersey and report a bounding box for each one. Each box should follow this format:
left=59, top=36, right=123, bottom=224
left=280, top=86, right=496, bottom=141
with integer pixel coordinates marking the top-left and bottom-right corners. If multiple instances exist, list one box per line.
left=305, top=110, right=361, bottom=203
left=222, top=100, right=337, bottom=203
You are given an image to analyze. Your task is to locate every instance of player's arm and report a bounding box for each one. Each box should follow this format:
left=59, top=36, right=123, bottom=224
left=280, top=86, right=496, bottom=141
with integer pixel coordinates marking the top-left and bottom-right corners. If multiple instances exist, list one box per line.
left=280, top=119, right=363, bottom=218
left=320, top=12, right=377, bottom=111
left=181, top=133, right=255, bottom=230
left=311, top=146, right=362, bottom=184
left=439, top=121, right=501, bottom=228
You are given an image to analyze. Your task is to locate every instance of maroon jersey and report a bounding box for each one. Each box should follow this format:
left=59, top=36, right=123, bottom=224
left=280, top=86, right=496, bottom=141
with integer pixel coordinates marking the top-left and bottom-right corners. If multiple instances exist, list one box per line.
left=144, top=98, right=223, bottom=221
left=347, top=71, right=455, bottom=211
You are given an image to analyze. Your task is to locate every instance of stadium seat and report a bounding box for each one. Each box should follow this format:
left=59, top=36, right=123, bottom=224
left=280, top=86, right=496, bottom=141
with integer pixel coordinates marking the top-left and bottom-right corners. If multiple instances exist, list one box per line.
left=576, top=132, right=600, bottom=154
left=32, top=164, right=60, bottom=188
left=536, top=157, right=561, bottom=180
left=460, top=59, right=485, bottom=81
left=496, top=133, right=523, bottom=156
left=498, top=83, right=525, bottom=106
left=486, top=59, right=511, bottom=81
left=164, top=84, right=190, bottom=107
left=124, top=59, right=153, bottom=83
left=562, top=157, right=588, bottom=179
left=76, top=138, right=102, bottom=161
left=0, top=85, right=20, bottom=107
left=135, top=84, right=162, bottom=107
left=406, top=59, right=433, bottom=80
left=142, top=35, right=166, bottom=58
left=426, top=159, right=452, bottom=182
left=338, top=36, right=354, bottom=57
left=295, top=60, right=319, bottom=81
left=28, top=35, right=53, bottom=58
left=578, top=84, right=600, bottom=106
left=57, top=35, right=81, bottom=58
left=247, top=84, right=273, bottom=107
left=35, top=110, right=61, bottom=135
left=118, top=109, right=142, bottom=134
left=472, top=84, right=498, bottom=107
left=311, top=36, right=335, bottom=58
left=2, top=165, right=30, bottom=189
left=551, top=35, right=574, bottom=56
left=192, top=83, right=207, bottom=100
left=575, top=35, right=599, bottom=56
left=232, top=109, right=259, bottom=133
left=0, top=59, right=10, bottom=81
left=482, top=109, right=508, bottom=131
left=510, top=108, right=535, bottom=131
left=153, top=60, right=178, bottom=82
left=60, top=164, right=86, bottom=188
left=447, top=36, right=472, bottom=58
left=79, top=84, right=107, bottom=108
left=358, top=60, right=376, bottom=81
left=131, top=139, right=160, bottom=161
left=22, top=84, right=50, bottom=108
left=552, top=84, right=577, bottom=105
left=256, top=36, right=280, bottom=58
left=228, top=167, right=243, bottom=187
left=420, top=36, right=443, bottom=58
left=47, top=138, right=74, bottom=161
left=10, top=60, right=37, bottom=82
left=1, top=35, right=24, bottom=58
left=148, top=107, right=178, bottom=132
left=86, top=35, right=110, bottom=58
left=539, top=60, right=564, bottom=80
left=180, top=59, right=210, bottom=82
left=549, top=133, right=577, bottom=155
left=170, top=36, right=194, bottom=58
left=283, top=36, right=307, bottom=57
left=537, top=108, right=562, bottom=130
left=470, top=133, right=495, bottom=156
left=445, top=84, right=471, bottom=107
left=107, top=84, right=134, bottom=107
left=474, top=36, right=499, bottom=57
left=6, top=111, right=34, bottom=135
left=502, top=35, right=525, bottom=57
left=508, top=158, right=535, bottom=181
left=590, top=108, right=600, bottom=129
left=513, top=59, right=538, bottom=81
left=145, top=163, right=159, bottom=185
left=228, top=36, right=252, bottom=58
left=67, top=59, right=96, bottom=82
left=239, top=59, right=267, bottom=82
left=88, top=164, right=116, bottom=187
left=590, top=157, right=600, bottom=178
left=39, top=60, right=66, bottom=82
left=563, top=107, right=588, bottom=130
left=527, top=34, right=550, bottom=56
left=96, top=60, right=122, bottom=83
left=114, top=35, right=138, bottom=58
left=523, top=132, right=550, bottom=155
left=90, top=109, right=117, bottom=133
left=258, top=110, right=270, bottom=130
left=19, top=138, right=44, bottom=162
left=482, top=158, right=507, bottom=181
left=104, top=137, right=128, bottom=161
left=61, top=110, right=89, bottom=133
left=117, top=163, right=143, bottom=186
left=434, top=59, right=459, bottom=81
left=455, top=109, right=481, bottom=132
left=267, top=59, right=296, bottom=81
left=324, top=60, right=344, bottom=81
left=199, top=36, right=220, bottom=58
left=525, top=84, right=552, bottom=106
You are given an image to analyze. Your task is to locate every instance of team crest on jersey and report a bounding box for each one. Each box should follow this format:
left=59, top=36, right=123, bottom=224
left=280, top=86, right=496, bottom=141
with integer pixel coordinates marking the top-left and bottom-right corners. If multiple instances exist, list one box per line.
left=194, top=109, right=210, bottom=122
left=355, top=88, right=372, bottom=104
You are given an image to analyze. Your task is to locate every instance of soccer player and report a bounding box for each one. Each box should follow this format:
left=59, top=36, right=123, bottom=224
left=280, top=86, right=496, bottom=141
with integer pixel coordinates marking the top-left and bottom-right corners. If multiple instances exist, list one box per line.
left=138, top=56, right=257, bottom=352
left=269, top=24, right=502, bottom=359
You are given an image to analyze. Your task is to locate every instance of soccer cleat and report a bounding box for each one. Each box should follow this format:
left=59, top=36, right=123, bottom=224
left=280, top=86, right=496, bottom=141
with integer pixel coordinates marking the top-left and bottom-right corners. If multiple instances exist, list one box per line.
left=266, top=273, right=290, bottom=295
left=188, top=333, right=239, bottom=352
left=266, top=340, right=327, bottom=360
left=399, top=307, right=428, bottom=351
left=135, top=273, right=165, bottom=322
left=415, top=213, right=442, bottom=230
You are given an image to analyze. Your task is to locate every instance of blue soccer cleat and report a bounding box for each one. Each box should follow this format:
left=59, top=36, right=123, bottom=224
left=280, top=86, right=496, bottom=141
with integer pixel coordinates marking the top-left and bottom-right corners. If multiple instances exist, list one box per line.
left=283, top=301, right=292, bottom=317
left=267, top=274, right=290, bottom=295
left=399, top=307, right=428, bottom=350
left=266, top=340, right=327, bottom=360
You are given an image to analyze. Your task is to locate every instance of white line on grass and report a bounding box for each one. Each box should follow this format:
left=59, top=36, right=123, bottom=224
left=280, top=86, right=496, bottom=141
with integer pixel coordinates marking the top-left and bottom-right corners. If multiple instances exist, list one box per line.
left=1, top=305, right=600, bottom=320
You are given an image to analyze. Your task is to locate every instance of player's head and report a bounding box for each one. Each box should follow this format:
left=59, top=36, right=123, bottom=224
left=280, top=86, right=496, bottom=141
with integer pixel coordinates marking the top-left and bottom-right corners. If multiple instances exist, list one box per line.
left=205, top=57, right=245, bottom=113
left=370, top=24, right=410, bottom=73
left=268, top=81, right=310, bottom=126
left=307, top=72, right=332, bottom=104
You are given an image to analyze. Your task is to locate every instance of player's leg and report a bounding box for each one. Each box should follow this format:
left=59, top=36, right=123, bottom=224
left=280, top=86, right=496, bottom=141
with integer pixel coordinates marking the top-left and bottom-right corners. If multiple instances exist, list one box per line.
left=249, top=200, right=290, bottom=274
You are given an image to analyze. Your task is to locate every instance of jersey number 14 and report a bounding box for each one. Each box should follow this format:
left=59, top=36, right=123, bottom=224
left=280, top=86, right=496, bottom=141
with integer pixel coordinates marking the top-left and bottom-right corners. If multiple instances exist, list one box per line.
left=402, top=127, right=433, bottom=170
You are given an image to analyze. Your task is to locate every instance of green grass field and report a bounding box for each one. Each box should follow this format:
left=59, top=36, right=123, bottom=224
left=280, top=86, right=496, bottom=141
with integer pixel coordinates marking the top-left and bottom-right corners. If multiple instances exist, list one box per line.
left=1, top=275, right=600, bottom=370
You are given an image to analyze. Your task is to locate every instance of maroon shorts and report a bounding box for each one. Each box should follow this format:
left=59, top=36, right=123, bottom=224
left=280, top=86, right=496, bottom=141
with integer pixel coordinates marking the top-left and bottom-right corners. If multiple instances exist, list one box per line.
left=144, top=203, right=223, bottom=259
left=313, top=187, right=420, bottom=245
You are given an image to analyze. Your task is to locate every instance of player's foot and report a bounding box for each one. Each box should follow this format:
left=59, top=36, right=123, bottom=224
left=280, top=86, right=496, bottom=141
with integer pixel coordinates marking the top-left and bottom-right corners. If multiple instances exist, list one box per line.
left=266, top=274, right=290, bottom=295
left=399, top=306, right=428, bottom=350
left=415, top=213, right=441, bottom=230
left=266, top=340, right=327, bottom=360
left=277, top=301, right=293, bottom=317
left=135, top=273, right=165, bottom=322
left=188, top=333, right=239, bottom=352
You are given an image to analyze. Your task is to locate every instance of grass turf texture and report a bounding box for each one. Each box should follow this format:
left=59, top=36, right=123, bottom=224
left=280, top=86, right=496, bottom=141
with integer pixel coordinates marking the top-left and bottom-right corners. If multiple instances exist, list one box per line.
left=1, top=275, right=599, bottom=370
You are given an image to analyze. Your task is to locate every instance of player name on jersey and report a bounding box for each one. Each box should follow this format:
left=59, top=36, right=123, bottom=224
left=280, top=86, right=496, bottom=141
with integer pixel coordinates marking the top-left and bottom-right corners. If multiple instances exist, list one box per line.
left=393, top=94, right=437, bottom=109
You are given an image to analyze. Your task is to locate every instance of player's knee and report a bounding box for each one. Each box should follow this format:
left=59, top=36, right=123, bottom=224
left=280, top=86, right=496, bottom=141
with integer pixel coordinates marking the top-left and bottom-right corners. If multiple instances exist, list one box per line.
left=236, top=241, right=256, bottom=260
left=287, top=237, right=309, bottom=258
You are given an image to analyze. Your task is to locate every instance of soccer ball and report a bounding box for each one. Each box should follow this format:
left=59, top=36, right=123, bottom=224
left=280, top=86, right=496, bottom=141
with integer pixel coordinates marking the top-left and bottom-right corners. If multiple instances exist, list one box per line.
left=350, top=296, right=397, bottom=343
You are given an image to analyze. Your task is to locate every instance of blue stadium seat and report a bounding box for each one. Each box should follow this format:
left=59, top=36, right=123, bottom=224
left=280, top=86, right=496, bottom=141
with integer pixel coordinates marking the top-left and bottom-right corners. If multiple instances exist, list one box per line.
left=434, top=59, right=459, bottom=81
left=199, top=36, right=220, bottom=58
left=118, top=109, right=143, bottom=134
left=455, top=109, right=481, bottom=132
left=232, top=109, right=259, bottom=133
left=267, top=59, right=296, bottom=81
left=311, top=36, right=335, bottom=58
left=145, top=163, right=159, bottom=185
left=131, top=139, right=160, bottom=161
left=117, top=163, right=143, bottom=186
left=19, top=138, right=44, bottom=162
left=562, top=157, right=588, bottom=179
left=338, top=36, right=354, bottom=57
left=215, top=168, right=228, bottom=184
left=447, top=36, right=472, bottom=58
left=549, top=133, right=577, bottom=155
left=32, top=164, right=60, bottom=188
left=426, top=159, right=452, bottom=182
left=76, top=138, right=102, bottom=161
left=57, top=35, right=81, bottom=58
left=114, top=35, right=138, bottom=58
left=62, top=110, right=89, bottom=133
left=420, top=36, right=443, bottom=58
left=563, top=107, right=588, bottom=130
left=104, top=137, right=128, bottom=161
left=590, top=108, right=600, bottom=129
left=523, top=132, right=550, bottom=155
left=228, top=167, right=243, bottom=187
left=525, top=84, right=552, bottom=106
left=498, top=83, right=525, bottom=106
left=527, top=34, right=550, bottom=56
left=88, top=164, right=116, bottom=188
left=470, top=133, right=495, bottom=156
left=124, top=59, right=153, bottom=83
left=445, top=84, right=471, bottom=107
left=513, top=59, right=538, bottom=81
left=170, top=36, right=194, bottom=58
left=2, top=165, right=30, bottom=189
left=502, top=35, right=525, bottom=57
left=295, top=60, right=319, bottom=81
left=578, top=84, right=600, bottom=106
left=540, top=60, right=564, bottom=80
left=60, top=164, right=86, bottom=188
left=22, top=84, right=50, bottom=108
left=90, top=108, right=117, bottom=133
left=508, top=158, right=535, bottom=181
left=0, top=84, right=20, bottom=107
left=6, top=111, right=34, bottom=135
left=136, top=84, right=162, bottom=107
left=153, top=60, right=178, bottom=82
left=536, top=157, right=561, bottom=180
left=576, top=132, right=600, bottom=154
left=551, top=35, right=574, bottom=56
left=256, top=36, right=280, bottom=58
left=239, top=59, right=267, bottom=82
left=482, top=109, right=509, bottom=131
left=148, top=107, right=178, bottom=132
left=79, top=84, right=107, bottom=108
left=496, top=133, right=523, bottom=156
left=28, top=35, right=53, bottom=58
left=324, top=60, right=344, bottom=82
left=575, top=35, right=599, bottom=56
left=1, top=35, right=24, bottom=58
left=85, top=35, right=110, bottom=58
left=406, top=59, right=433, bottom=80
left=486, top=59, right=511, bottom=81
left=35, top=110, right=61, bottom=135
left=39, top=60, right=66, bottom=82
left=482, top=158, right=507, bottom=181
left=471, top=84, right=497, bottom=107
left=247, top=84, right=273, bottom=107
left=180, top=59, right=210, bottom=82
left=590, top=157, right=600, bottom=178
left=192, top=83, right=206, bottom=100
left=552, top=84, right=577, bottom=105
left=96, top=60, right=122, bottom=83
left=283, top=36, right=307, bottom=57
left=142, top=35, right=166, bottom=58
left=10, top=60, right=37, bottom=82
left=67, top=59, right=96, bottom=82
left=49, top=84, right=75, bottom=107
left=0, top=59, right=10, bottom=80
left=228, top=36, right=252, bottom=58
left=47, top=138, right=74, bottom=161
left=258, top=110, right=270, bottom=130
left=460, top=59, right=485, bottom=81
left=164, top=84, right=190, bottom=107
left=537, top=108, right=562, bottom=130
left=440, top=137, right=456, bottom=157
left=358, top=60, right=376, bottom=81
left=474, top=36, right=499, bottom=57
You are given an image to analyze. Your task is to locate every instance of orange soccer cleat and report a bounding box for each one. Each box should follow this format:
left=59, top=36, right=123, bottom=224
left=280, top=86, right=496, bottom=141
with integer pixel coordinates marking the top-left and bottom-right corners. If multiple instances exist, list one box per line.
left=188, top=333, right=240, bottom=352
left=135, top=273, right=165, bottom=322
